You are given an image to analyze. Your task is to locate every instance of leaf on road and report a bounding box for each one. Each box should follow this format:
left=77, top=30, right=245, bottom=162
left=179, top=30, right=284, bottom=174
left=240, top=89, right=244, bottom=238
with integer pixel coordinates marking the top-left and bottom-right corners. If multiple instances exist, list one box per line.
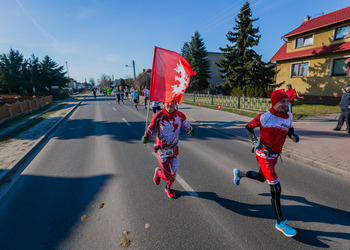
left=80, top=215, right=88, bottom=221
left=119, top=230, right=131, bottom=247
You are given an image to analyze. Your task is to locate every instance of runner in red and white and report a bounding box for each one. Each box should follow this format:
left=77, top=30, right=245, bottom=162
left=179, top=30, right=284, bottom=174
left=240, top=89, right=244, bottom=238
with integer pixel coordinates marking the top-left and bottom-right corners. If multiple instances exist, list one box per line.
left=233, top=90, right=300, bottom=237
left=142, top=98, right=194, bottom=198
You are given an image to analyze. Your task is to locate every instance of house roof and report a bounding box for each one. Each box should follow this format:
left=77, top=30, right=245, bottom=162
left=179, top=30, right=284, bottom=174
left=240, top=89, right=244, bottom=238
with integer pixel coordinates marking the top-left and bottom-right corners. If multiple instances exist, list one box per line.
left=270, top=41, right=350, bottom=62
left=282, top=6, right=350, bottom=39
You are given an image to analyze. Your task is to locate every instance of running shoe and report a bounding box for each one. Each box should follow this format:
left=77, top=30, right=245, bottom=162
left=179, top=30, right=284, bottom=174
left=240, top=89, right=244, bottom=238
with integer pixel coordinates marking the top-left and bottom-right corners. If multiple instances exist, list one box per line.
left=233, top=168, right=241, bottom=186
left=275, top=220, right=297, bottom=237
left=153, top=168, right=161, bottom=185
left=164, top=186, right=175, bottom=198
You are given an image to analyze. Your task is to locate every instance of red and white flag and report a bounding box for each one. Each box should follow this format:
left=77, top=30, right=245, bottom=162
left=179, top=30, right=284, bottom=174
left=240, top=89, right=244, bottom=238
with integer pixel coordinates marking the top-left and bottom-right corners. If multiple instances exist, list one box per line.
left=150, top=46, right=196, bottom=104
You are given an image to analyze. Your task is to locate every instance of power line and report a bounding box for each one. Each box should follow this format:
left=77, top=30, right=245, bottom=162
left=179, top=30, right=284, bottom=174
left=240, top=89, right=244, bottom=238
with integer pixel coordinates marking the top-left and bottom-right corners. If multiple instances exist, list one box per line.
left=201, top=0, right=266, bottom=35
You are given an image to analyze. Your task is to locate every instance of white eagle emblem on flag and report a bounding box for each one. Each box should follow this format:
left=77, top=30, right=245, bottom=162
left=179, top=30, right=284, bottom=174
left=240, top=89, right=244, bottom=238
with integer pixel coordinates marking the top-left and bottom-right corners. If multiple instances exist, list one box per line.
left=171, top=60, right=189, bottom=95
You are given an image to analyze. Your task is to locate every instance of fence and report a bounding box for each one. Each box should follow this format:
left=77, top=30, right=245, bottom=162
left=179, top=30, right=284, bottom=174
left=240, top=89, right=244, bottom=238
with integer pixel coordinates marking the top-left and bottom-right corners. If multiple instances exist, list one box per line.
left=0, top=95, right=53, bottom=123
left=0, top=95, right=35, bottom=104
left=183, top=93, right=270, bottom=112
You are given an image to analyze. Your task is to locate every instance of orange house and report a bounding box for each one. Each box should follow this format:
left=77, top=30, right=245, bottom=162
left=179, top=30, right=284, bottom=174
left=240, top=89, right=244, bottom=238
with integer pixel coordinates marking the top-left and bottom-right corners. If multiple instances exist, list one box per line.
left=270, top=6, right=350, bottom=103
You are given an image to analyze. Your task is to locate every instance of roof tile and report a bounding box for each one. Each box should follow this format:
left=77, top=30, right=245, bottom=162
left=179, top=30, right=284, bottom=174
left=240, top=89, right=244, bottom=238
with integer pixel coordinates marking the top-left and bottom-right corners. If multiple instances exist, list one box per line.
left=282, top=6, right=350, bottom=38
left=270, top=41, right=350, bottom=62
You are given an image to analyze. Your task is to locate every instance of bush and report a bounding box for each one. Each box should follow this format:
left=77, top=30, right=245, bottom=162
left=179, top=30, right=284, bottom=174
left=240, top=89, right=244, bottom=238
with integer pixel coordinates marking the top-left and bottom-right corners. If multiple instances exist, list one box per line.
left=50, top=89, right=69, bottom=100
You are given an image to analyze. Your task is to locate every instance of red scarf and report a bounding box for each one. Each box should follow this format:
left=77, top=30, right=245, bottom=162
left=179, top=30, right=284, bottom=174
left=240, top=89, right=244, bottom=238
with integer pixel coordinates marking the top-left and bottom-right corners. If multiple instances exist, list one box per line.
left=269, top=107, right=289, bottom=119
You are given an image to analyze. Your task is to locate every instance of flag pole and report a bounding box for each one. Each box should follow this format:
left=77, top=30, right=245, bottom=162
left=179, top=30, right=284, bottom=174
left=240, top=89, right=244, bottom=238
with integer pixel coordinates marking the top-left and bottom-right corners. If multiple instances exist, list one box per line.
left=144, top=98, right=152, bottom=134
left=145, top=46, right=158, bottom=136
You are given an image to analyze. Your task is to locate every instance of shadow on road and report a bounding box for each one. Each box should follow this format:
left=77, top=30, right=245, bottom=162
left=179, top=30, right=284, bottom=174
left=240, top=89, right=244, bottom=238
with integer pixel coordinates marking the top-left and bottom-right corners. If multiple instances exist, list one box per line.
left=0, top=174, right=113, bottom=249
left=175, top=191, right=350, bottom=248
left=54, top=118, right=233, bottom=143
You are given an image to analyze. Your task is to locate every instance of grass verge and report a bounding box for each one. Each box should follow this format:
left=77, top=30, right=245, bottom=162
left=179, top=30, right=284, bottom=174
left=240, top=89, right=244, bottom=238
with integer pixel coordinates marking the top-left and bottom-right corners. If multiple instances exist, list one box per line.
left=183, top=101, right=259, bottom=118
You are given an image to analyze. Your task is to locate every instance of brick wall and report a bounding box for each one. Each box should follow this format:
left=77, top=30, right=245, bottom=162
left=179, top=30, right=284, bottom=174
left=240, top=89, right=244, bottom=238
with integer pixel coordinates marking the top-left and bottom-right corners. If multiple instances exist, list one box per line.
left=0, top=105, right=11, bottom=120
left=0, top=95, right=53, bottom=123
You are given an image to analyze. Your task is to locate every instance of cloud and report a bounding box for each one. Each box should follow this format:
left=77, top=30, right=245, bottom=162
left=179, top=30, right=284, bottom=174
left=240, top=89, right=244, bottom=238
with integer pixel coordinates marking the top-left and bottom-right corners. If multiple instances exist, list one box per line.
left=15, top=0, right=72, bottom=61
left=77, top=7, right=94, bottom=19
left=102, top=53, right=122, bottom=63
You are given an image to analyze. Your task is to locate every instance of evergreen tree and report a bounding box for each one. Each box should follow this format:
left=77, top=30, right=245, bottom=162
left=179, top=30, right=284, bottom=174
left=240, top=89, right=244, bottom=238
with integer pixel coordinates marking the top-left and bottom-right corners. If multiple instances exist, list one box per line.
left=216, top=1, right=276, bottom=96
left=181, top=42, right=190, bottom=58
left=0, top=49, right=25, bottom=93
left=20, top=59, right=32, bottom=94
left=185, top=31, right=211, bottom=93
left=40, top=55, right=67, bottom=90
left=28, top=54, right=42, bottom=92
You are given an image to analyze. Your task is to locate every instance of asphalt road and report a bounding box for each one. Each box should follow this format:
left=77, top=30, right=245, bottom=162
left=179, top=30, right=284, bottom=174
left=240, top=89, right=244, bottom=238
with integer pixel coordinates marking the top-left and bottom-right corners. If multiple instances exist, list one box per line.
left=0, top=94, right=349, bottom=249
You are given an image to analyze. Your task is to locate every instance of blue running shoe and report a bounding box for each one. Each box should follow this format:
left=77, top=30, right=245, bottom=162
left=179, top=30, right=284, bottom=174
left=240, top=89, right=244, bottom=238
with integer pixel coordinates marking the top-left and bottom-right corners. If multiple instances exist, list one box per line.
left=233, top=168, right=241, bottom=186
left=275, top=220, right=297, bottom=237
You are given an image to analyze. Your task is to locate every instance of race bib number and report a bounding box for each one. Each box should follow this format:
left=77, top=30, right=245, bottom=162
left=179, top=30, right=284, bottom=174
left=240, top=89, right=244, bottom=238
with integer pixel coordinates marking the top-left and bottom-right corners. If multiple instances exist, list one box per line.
left=159, top=149, right=173, bottom=156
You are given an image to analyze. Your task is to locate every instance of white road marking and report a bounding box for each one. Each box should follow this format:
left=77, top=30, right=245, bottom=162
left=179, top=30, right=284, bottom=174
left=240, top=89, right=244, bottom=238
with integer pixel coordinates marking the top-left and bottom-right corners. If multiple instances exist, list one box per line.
left=152, top=152, right=199, bottom=197
left=112, top=107, right=117, bottom=111
left=122, top=118, right=131, bottom=126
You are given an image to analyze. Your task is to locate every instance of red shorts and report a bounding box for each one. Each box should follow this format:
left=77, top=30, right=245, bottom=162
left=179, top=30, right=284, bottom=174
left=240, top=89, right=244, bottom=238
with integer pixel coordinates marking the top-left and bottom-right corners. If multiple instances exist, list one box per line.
left=256, top=149, right=279, bottom=184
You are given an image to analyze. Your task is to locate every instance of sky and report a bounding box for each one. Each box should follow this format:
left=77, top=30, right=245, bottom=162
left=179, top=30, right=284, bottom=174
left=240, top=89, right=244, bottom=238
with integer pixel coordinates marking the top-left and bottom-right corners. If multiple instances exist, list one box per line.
left=0, top=0, right=349, bottom=83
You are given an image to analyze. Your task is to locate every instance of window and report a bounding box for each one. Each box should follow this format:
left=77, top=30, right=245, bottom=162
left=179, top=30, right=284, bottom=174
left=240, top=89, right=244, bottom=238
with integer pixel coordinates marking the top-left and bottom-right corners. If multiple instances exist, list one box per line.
left=295, top=35, right=313, bottom=48
left=334, top=25, right=350, bottom=40
left=291, top=62, right=309, bottom=77
left=331, top=58, right=350, bottom=76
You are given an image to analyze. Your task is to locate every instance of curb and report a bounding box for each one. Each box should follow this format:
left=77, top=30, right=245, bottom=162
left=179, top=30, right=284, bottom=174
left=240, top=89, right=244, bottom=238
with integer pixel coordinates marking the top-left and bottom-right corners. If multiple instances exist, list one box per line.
left=0, top=95, right=88, bottom=185
left=191, top=119, right=350, bottom=180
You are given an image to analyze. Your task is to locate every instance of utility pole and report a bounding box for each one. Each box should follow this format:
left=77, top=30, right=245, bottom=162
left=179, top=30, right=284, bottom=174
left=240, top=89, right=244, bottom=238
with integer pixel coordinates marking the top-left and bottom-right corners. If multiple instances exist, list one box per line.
left=132, top=60, right=136, bottom=80
left=126, top=60, right=136, bottom=80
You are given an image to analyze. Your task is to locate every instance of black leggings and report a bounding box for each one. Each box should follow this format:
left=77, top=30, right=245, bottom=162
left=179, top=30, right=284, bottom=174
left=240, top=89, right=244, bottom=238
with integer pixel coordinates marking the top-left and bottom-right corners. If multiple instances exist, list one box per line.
left=239, top=171, right=283, bottom=223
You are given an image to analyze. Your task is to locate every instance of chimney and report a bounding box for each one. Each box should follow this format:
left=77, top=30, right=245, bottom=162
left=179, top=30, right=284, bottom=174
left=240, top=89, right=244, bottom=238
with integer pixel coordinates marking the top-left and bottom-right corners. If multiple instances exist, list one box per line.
left=304, top=15, right=311, bottom=21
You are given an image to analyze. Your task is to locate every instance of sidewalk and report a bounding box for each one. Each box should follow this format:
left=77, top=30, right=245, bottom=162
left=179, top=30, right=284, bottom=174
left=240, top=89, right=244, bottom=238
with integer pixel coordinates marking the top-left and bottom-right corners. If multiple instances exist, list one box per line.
left=180, top=104, right=350, bottom=179
left=0, top=94, right=87, bottom=184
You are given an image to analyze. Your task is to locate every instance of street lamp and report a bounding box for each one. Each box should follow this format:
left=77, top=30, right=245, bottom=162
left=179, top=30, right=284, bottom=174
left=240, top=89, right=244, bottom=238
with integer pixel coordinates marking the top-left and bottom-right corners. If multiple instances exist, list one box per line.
left=66, top=61, right=70, bottom=78
left=125, top=60, right=136, bottom=79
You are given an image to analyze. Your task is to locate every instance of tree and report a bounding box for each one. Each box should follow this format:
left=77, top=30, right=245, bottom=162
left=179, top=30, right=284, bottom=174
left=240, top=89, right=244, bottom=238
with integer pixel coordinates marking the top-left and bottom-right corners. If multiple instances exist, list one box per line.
left=216, top=1, right=276, bottom=96
left=120, top=78, right=126, bottom=88
left=89, top=78, right=95, bottom=87
left=134, top=70, right=150, bottom=90
left=100, top=74, right=113, bottom=87
left=184, top=31, right=211, bottom=93
left=0, top=49, right=25, bottom=93
left=28, top=54, right=42, bottom=92
left=181, top=42, right=190, bottom=58
left=40, top=55, right=67, bottom=90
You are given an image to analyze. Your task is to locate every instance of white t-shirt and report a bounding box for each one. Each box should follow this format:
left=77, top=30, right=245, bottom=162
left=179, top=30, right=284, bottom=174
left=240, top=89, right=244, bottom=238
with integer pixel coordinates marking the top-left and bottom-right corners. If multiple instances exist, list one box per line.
left=152, top=101, right=160, bottom=107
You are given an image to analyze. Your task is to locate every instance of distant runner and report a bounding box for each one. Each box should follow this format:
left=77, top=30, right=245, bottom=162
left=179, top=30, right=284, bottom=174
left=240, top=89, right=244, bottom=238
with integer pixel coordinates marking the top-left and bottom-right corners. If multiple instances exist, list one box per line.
left=124, top=87, right=129, bottom=100
left=143, top=88, right=150, bottom=109
left=152, top=101, right=161, bottom=115
left=131, top=89, right=139, bottom=110
left=115, top=86, right=121, bottom=104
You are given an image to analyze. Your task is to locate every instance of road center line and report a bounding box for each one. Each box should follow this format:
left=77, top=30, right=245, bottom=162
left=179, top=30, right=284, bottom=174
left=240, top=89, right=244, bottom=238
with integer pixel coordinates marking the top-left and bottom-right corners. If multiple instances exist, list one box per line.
left=112, top=107, right=117, bottom=111
left=152, top=152, right=199, bottom=197
left=122, top=118, right=131, bottom=126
